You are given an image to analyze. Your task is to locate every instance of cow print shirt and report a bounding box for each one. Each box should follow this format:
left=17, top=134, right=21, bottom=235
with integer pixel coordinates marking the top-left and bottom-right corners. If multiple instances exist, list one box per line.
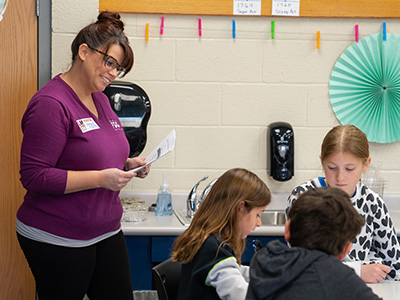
left=286, top=177, right=400, bottom=280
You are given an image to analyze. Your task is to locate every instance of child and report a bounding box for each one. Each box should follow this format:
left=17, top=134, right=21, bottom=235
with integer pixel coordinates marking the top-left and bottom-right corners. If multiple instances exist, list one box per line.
left=246, top=187, right=381, bottom=300
left=172, top=168, right=271, bottom=300
left=286, top=125, right=400, bottom=282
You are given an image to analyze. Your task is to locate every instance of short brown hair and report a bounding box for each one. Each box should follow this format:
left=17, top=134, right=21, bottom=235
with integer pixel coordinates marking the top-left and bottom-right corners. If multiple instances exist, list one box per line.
left=71, top=11, right=134, bottom=76
left=321, top=125, right=369, bottom=164
left=288, top=187, right=364, bottom=256
left=172, top=168, right=271, bottom=264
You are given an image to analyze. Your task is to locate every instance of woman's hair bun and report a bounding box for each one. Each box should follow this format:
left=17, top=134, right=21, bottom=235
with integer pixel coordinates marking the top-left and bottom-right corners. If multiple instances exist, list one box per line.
left=96, top=11, right=124, bottom=32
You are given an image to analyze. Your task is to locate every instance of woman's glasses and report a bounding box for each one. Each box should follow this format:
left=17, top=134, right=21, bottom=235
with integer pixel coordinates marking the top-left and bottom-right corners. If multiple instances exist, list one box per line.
left=88, top=45, right=126, bottom=78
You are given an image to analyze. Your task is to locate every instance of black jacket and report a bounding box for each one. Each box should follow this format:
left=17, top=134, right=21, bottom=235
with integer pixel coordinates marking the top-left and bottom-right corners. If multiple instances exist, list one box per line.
left=246, top=240, right=382, bottom=300
left=178, top=235, right=247, bottom=300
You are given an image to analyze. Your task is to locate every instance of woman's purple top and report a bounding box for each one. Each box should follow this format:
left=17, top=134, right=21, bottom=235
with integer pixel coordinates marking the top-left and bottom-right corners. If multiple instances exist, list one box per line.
left=17, top=75, right=129, bottom=240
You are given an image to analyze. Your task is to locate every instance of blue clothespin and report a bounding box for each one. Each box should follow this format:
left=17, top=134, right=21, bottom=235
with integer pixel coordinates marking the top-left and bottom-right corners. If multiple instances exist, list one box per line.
left=232, top=19, right=236, bottom=39
left=383, top=22, right=387, bottom=41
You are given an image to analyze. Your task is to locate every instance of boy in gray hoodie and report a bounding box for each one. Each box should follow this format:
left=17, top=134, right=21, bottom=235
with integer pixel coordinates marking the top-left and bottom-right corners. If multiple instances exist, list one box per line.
left=246, top=187, right=382, bottom=300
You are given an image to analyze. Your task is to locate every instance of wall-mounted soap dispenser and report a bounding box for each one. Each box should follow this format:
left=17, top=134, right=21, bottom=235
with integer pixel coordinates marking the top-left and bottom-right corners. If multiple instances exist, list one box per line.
left=268, top=122, right=294, bottom=181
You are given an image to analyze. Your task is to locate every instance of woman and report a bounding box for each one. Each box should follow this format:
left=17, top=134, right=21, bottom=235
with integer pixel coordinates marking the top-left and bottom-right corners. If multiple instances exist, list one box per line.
left=16, top=11, right=147, bottom=300
left=172, top=168, right=271, bottom=300
left=286, top=125, right=400, bottom=283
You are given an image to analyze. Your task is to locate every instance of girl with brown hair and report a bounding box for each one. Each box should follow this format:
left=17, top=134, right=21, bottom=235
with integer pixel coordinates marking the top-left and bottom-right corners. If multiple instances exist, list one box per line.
left=172, top=168, right=271, bottom=300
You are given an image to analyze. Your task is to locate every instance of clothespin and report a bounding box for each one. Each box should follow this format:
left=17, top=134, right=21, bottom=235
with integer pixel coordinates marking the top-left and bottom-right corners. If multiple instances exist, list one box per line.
left=383, top=22, right=387, bottom=41
left=271, top=20, right=275, bottom=39
left=198, top=18, right=202, bottom=37
left=232, top=19, right=236, bottom=39
left=160, top=17, right=164, bottom=35
left=146, top=23, right=149, bottom=42
left=316, top=31, right=320, bottom=49
left=355, top=25, right=359, bottom=42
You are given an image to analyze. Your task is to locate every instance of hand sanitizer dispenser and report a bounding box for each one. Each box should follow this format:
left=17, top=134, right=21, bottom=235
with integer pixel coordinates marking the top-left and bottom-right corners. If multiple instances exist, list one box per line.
left=268, top=122, right=294, bottom=181
left=155, top=173, right=173, bottom=216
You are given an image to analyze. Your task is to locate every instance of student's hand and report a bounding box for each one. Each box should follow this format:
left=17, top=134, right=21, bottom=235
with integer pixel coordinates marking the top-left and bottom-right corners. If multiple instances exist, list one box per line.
left=360, top=263, right=390, bottom=283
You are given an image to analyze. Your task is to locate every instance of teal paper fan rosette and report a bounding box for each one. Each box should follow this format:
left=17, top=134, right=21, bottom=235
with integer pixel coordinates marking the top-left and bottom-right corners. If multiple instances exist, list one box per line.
left=329, top=32, right=400, bottom=143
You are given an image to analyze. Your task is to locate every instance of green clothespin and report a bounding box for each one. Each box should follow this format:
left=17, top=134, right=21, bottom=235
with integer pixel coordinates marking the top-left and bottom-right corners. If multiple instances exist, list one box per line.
left=271, top=20, right=275, bottom=39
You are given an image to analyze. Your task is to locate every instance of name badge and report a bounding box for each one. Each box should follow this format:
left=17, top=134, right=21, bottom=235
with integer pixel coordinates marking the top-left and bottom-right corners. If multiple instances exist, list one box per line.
left=76, top=118, right=100, bottom=133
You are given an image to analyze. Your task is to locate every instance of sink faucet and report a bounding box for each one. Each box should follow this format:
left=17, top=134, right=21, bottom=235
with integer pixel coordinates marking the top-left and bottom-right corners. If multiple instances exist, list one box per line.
left=187, top=176, right=208, bottom=218
left=187, top=176, right=218, bottom=218
left=198, top=178, right=218, bottom=210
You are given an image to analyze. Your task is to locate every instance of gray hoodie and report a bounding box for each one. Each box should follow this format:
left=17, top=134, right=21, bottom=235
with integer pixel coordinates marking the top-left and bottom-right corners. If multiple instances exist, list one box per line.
left=246, top=240, right=381, bottom=300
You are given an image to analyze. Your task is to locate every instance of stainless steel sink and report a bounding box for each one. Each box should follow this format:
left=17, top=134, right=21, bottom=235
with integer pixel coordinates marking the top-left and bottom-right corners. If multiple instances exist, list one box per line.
left=174, top=209, right=286, bottom=227
left=261, top=210, right=286, bottom=226
left=174, top=209, right=192, bottom=226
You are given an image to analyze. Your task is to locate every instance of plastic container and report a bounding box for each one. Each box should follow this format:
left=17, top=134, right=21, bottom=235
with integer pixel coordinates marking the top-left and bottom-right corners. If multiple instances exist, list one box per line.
left=155, top=173, right=173, bottom=216
left=362, top=177, right=386, bottom=197
left=122, top=203, right=148, bottom=222
left=121, top=197, right=145, bottom=206
left=361, top=162, right=386, bottom=197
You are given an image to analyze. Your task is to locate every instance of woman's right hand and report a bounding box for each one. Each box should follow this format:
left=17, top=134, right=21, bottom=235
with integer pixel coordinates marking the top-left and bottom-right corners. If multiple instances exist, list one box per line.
left=99, top=168, right=136, bottom=191
left=360, top=263, right=390, bottom=283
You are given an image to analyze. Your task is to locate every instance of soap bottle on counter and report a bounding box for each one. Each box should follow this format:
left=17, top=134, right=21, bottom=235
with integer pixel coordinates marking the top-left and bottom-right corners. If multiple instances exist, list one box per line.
left=155, top=173, right=173, bottom=216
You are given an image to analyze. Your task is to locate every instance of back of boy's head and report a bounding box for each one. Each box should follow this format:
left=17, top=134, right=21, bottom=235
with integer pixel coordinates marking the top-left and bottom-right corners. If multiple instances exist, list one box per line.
left=288, top=187, right=364, bottom=256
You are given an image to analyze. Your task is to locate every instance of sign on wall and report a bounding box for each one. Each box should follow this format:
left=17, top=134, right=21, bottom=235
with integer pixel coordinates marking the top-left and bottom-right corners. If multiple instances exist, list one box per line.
left=233, top=0, right=261, bottom=16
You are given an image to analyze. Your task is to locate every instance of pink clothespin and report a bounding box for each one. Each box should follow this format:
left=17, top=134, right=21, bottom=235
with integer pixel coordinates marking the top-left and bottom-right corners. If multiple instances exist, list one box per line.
left=198, top=18, right=202, bottom=37
left=160, top=17, right=164, bottom=35
left=355, top=25, right=359, bottom=42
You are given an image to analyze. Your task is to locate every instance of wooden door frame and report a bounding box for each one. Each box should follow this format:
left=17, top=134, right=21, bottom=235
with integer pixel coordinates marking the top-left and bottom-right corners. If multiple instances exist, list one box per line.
left=0, top=0, right=38, bottom=298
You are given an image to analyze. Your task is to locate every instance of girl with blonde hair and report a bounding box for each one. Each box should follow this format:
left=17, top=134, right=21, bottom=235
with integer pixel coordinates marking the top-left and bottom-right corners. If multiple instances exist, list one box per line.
left=287, top=125, right=400, bottom=283
left=172, top=168, right=271, bottom=300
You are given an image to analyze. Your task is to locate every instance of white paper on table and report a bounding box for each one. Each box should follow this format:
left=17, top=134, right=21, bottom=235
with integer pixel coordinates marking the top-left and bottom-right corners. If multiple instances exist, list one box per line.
left=129, top=129, right=176, bottom=173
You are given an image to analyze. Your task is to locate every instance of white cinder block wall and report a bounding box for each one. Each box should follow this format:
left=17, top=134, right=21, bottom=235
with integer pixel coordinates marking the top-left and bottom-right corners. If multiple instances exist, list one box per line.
left=52, top=0, right=400, bottom=196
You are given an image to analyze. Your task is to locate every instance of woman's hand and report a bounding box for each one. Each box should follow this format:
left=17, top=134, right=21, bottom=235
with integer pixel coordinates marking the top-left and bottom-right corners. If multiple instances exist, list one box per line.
left=99, top=168, right=136, bottom=191
left=360, top=263, right=390, bottom=283
left=65, top=157, right=152, bottom=194
left=124, top=157, right=151, bottom=179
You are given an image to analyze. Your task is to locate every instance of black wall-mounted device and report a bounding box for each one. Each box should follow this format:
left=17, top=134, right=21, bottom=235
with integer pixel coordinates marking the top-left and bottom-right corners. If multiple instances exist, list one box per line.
left=268, top=122, right=294, bottom=181
left=103, top=81, right=151, bottom=158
